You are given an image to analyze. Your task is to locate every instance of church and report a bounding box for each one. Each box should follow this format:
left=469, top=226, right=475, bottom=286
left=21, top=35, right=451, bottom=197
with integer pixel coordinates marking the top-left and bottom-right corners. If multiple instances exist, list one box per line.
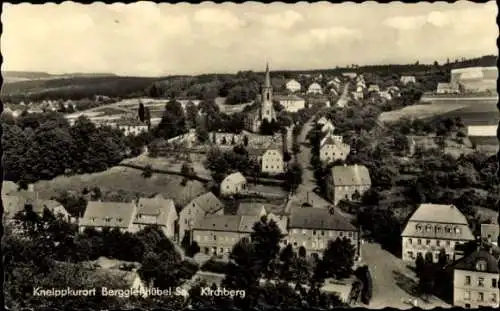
left=244, top=63, right=277, bottom=133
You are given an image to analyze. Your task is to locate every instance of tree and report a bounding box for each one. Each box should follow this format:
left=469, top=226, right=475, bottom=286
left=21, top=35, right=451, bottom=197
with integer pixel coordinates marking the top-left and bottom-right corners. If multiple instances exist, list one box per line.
left=251, top=217, right=285, bottom=279
left=144, top=107, right=151, bottom=129
left=284, top=162, right=303, bottom=194
left=181, top=162, right=194, bottom=178
left=185, top=101, right=198, bottom=129
left=155, top=99, right=187, bottom=139
left=318, top=238, right=356, bottom=280
left=138, top=102, right=145, bottom=122
left=142, top=165, right=153, bottom=178
left=415, top=252, right=425, bottom=276
left=279, top=244, right=295, bottom=281
left=243, top=135, right=249, bottom=147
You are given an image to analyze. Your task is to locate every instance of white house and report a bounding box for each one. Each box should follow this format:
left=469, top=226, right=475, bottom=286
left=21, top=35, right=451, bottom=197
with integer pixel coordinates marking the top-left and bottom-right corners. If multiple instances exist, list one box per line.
left=132, top=195, right=178, bottom=238
left=261, top=148, right=285, bottom=175
left=220, top=172, right=247, bottom=196
left=285, top=79, right=301, bottom=93
left=307, top=82, right=323, bottom=95
left=319, top=135, right=350, bottom=164
left=276, top=95, right=306, bottom=112
left=400, top=76, right=416, bottom=85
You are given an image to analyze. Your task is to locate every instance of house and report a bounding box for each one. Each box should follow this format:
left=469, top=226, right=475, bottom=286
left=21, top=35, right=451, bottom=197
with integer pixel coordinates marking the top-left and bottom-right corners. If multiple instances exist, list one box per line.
left=401, top=204, right=475, bottom=263
left=287, top=206, right=359, bottom=258
left=452, top=247, right=499, bottom=308
left=466, top=125, right=498, bottom=155
left=400, top=75, right=416, bottom=85
left=276, top=95, right=306, bottom=112
left=326, top=164, right=371, bottom=205
left=356, top=80, right=366, bottom=89
left=32, top=199, right=72, bottom=222
left=307, top=82, right=323, bottom=95
left=132, top=195, right=178, bottom=238
left=244, top=63, right=277, bottom=133
left=481, top=224, right=499, bottom=246
left=285, top=79, right=301, bottom=93
left=320, top=135, right=350, bottom=164
left=78, top=201, right=137, bottom=233
left=437, top=82, right=459, bottom=94
left=192, top=215, right=261, bottom=256
left=351, top=91, right=363, bottom=101
left=261, top=148, right=285, bottom=175
left=320, top=120, right=335, bottom=134
left=342, top=72, right=357, bottom=79
left=220, top=172, right=247, bottom=197
left=236, top=202, right=267, bottom=218
left=368, top=84, right=380, bottom=93
left=387, top=86, right=401, bottom=97
left=2, top=192, right=71, bottom=224
left=179, top=192, right=224, bottom=242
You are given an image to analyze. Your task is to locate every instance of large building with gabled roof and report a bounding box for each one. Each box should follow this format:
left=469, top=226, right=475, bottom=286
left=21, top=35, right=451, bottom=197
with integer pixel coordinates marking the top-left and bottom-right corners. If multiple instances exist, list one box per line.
left=326, top=164, right=371, bottom=205
left=401, top=203, right=475, bottom=262
left=179, top=192, right=224, bottom=242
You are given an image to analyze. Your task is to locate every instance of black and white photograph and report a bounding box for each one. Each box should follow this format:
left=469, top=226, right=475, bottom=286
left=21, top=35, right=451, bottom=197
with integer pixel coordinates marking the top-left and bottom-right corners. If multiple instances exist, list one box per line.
left=1, top=1, right=499, bottom=310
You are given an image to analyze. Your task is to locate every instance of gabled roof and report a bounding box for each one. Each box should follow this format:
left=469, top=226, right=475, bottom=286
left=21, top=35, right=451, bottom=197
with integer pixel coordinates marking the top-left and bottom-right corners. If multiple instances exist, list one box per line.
left=308, top=82, right=322, bottom=90
left=236, top=202, right=266, bottom=216
left=239, top=215, right=261, bottom=232
left=222, top=172, right=246, bottom=185
left=321, top=122, right=335, bottom=133
left=190, top=192, right=224, bottom=215
left=453, top=248, right=499, bottom=274
left=320, top=134, right=344, bottom=148
left=80, top=201, right=136, bottom=228
left=316, top=116, right=328, bottom=125
left=330, top=165, right=371, bottom=187
left=289, top=207, right=357, bottom=231
left=407, top=204, right=469, bottom=224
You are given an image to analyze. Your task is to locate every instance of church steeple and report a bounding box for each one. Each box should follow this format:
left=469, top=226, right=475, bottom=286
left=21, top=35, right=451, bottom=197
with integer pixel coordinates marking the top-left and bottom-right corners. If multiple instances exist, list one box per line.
left=264, top=62, right=271, bottom=89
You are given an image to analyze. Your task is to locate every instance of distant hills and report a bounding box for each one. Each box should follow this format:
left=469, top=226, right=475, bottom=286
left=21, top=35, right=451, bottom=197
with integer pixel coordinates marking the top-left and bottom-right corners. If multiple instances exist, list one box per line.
left=1, top=55, right=496, bottom=102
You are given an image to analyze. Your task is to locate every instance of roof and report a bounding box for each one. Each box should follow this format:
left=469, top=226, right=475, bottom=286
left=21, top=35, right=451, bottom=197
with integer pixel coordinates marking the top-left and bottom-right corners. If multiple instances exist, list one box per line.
left=190, top=192, right=224, bottom=214
left=222, top=172, right=246, bottom=185
left=453, top=248, right=499, bottom=274
left=407, top=204, right=469, bottom=224
left=481, top=224, right=499, bottom=241
left=236, top=202, right=266, bottom=216
left=80, top=201, right=136, bottom=228
left=330, top=165, right=371, bottom=187
left=193, top=215, right=261, bottom=233
left=135, top=195, right=176, bottom=225
left=316, top=116, right=328, bottom=125
left=308, top=82, right=322, bottom=90
left=289, top=207, right=357, bottom=231
left=320, top=135, right=344, bottom=148
left=321, top=122, right=335, bottom=133
left=286, top=79, right=300, bottom=85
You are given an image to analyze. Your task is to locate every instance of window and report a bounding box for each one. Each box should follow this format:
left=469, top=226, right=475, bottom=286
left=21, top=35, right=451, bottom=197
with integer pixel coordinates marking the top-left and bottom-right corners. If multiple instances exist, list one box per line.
left=478, top=277, right=484, bottom=287
left=339, top=232, right=344, bottom=237
left=478, top=292, right=484, bottom=302
left=426, top=225, right=432, bottom=232
left=348, top=232, right=352, bottom=238
left=417, top=239, right=422, bottom=245
left=408, top=251, right=414, bottom=259
left=426, top=239, right=431, bottom=245
left=476, top=260, right=487, bottom=272
left=492, top=279, right=497, bottom=289
left=446, top=240, right=451, bottom=246
left=491, top=293, right=497, bottom=303
left=408, top=238, right=413, bottom=244
left=416, top=224, right=423, bottom=232
left=465, top=276, right=471, bottom=285
left=213, top=235, right=217, bottom=241
left=436, top=240, right=440, bottom=246
left=313, top=230, right=317, bottom=236
left=464, top=291, right=471, bottom=301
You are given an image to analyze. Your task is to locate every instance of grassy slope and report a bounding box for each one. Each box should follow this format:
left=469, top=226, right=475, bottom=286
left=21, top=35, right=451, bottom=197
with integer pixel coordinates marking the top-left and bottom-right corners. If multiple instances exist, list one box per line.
left=34, top=166, right=207, bottom=206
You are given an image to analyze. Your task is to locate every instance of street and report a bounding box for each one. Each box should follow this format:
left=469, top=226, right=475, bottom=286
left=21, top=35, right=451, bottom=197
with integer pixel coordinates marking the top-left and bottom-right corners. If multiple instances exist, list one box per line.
left=360, top=242, right=450, bottom=309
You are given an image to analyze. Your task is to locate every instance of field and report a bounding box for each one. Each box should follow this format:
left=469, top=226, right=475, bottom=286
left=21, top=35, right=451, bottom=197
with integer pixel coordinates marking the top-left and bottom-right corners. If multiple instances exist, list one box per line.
left=34, top=166, right=208, bottom=206
left=378, top=104, right=469, bottom=123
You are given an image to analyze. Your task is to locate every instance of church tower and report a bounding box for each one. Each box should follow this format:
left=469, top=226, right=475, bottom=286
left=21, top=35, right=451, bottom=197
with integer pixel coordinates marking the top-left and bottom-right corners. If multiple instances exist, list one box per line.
left=260, top=63, right=277, bottom=122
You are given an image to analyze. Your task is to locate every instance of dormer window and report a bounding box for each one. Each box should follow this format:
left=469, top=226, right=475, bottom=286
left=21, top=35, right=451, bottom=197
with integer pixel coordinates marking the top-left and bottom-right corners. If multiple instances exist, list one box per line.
left=445, top=226, right=452, bottom=233
left=454, top=227, right=461, bottom=234
left=117, top=217, right=123, bottom=222
left=416, top=224, right=423, bottom=232
left=426, top=225, right=432, bottom=232
left=435, top=226, right=442, bottom=234
left=476, top=260, right=487, bottom=272
left=104, top=217, right=112, bottom=223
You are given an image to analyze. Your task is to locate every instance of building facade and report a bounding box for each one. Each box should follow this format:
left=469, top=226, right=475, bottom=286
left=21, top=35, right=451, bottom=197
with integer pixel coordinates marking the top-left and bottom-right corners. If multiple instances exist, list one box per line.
left=453, top=248, right=499, bottom=308
left=220, top=172, right=247, bottom=196
left=400, top=76, right=416, bottom=85
left=307, top=82, right=323, bottom=95
left=319, top=135, right=350, bottom=164
left=326, top=164, right=371, bottom=205
left=192, top=215, right=261, bottom=256
left=287, top=207, right=359, bottom=259
left=261, top=148, right=285, bottom=174
left=79, top=201, right=137, bottom=233
left=277, top=95, right=306, bottom=112
left=401, top=204, right=475, bottom=262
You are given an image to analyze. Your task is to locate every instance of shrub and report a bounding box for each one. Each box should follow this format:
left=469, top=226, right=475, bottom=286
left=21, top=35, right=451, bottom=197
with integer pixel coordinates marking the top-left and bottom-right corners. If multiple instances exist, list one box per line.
left=142, top=165, right=153, bottom=178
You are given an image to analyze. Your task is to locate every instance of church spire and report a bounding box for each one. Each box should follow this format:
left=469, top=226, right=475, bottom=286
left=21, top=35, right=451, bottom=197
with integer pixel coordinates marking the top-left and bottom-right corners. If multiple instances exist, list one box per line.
left=264, top=62, right=271, bottom=89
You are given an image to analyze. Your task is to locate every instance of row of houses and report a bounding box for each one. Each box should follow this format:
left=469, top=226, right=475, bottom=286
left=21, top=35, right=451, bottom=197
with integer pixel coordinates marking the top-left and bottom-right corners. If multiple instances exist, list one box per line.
left=351, top=74, right=402, bottom=102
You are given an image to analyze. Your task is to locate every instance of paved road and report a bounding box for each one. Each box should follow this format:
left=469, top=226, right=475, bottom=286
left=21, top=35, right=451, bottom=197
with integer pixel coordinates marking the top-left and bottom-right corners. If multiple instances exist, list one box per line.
left=360, top=242, right=450, bottom=309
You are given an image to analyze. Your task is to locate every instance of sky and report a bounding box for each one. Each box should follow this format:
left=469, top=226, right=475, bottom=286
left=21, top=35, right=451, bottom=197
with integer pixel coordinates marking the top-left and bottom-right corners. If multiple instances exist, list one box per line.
left=1, top=1, right=498, bottom=76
